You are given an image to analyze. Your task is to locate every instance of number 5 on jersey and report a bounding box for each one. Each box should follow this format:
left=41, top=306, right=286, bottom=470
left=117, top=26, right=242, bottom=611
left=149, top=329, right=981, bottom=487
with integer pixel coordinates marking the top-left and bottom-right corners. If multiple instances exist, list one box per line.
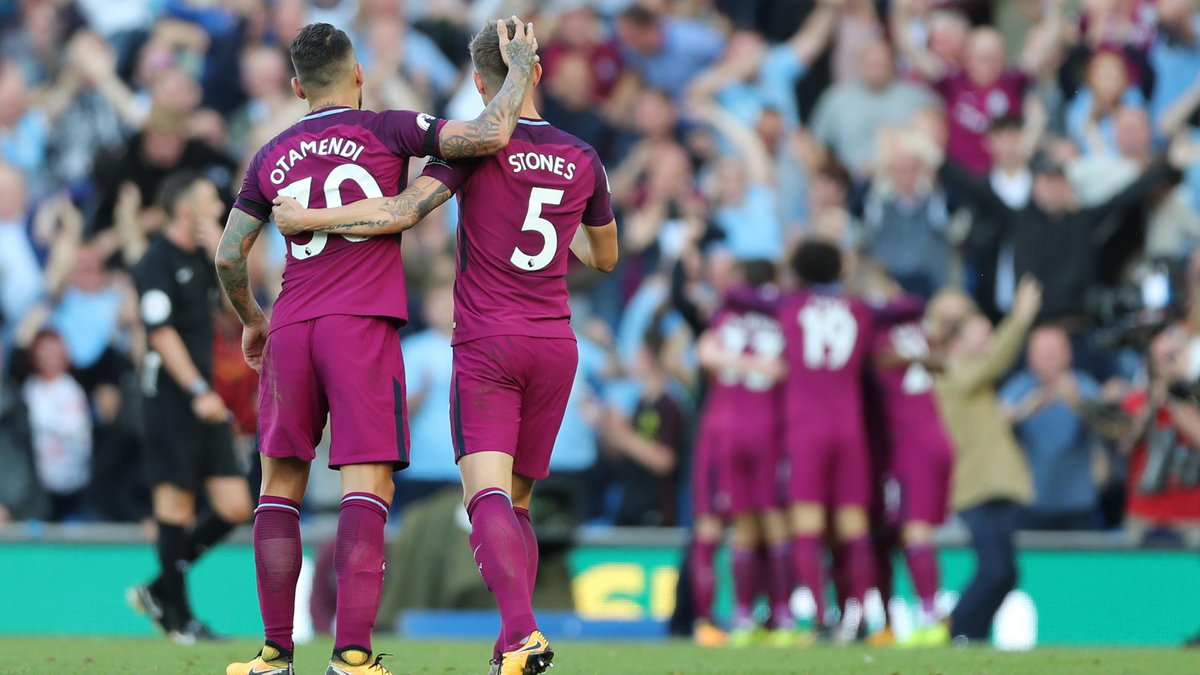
left=511, top=187, right=565, bottom=272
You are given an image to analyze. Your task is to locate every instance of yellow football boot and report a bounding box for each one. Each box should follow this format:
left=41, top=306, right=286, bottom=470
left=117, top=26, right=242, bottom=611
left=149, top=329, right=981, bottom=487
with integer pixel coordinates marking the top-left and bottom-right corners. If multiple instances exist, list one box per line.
left=693, top=619, right=729, bottom=647
left=499, top=631, right=555, bottom=675
left=866, top=626, right=896, bottom=647
left=226, top=643, right=294, bottom=675
left=325, top=648, right=393, bottom=675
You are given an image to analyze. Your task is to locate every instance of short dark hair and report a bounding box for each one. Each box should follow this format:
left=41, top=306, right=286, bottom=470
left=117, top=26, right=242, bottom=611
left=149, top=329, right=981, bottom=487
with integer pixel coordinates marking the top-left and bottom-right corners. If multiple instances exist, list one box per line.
left=815, top=160, right=852, bottom=190
left=620, top=6, right=659, bottom=27
left=790, top=240, right=843, bottom=286
left=158, top=171, right=204, bottom=219
left=988, top=114, right=1024, bottom=134
left=469, top=19, right=517, bottom=92
left=740, top=258, right=778, bottom=287
left=289, top=22, right=355, bottom=94
left=1030, top=152, right=1066, bottom=177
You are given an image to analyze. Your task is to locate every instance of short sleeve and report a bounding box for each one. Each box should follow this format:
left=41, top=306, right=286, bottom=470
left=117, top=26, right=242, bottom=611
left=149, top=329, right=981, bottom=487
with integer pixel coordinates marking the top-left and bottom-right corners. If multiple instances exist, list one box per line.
left=420, top=156, right=479, bottom=192
left=377, top=109, right=448, bottom=159
left=133, top=252, right=176, bottom=333
left=582, top=150, right=614, bottom=227
left=233, top=151, right=269, bottom=221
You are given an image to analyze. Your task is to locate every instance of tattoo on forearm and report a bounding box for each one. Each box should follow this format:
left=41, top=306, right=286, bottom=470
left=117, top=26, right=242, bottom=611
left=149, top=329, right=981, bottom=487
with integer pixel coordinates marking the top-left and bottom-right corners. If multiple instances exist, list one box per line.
left=314, top=183, right=453, bottom=233
left=215, top=210, right=266, bottom=325
left=439, top=47, right=536, bottom=159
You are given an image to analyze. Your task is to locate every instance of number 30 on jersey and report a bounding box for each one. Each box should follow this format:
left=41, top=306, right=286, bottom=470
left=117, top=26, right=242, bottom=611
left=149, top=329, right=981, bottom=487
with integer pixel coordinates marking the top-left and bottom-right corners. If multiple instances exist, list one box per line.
left=277, top=164, right=380, bottom=260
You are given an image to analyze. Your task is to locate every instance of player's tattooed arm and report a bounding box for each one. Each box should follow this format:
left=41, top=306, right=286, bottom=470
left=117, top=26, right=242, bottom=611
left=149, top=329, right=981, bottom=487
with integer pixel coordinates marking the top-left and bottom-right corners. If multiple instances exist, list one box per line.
left=272, top=176, right=453, bottom=237
left=436, top=17, right=539, bottom=159
left=215, top=209, right=269, bottom=372
left=214, top=209, right=266, bottom=326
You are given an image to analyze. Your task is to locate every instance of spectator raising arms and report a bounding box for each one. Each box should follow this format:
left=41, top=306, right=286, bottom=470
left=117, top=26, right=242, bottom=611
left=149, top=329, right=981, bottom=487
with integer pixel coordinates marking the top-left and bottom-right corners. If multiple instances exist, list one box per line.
left=894, top=0, right=1064, bottom=173
left=933, top=276, right=1042, bottom=644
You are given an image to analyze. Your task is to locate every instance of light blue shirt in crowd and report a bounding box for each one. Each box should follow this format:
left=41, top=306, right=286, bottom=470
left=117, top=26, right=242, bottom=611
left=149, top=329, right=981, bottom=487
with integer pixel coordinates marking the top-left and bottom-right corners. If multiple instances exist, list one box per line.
left=1066, top=87, right=1146, bottom=156
left=51, top=286, right=123, bottom=369
left=713, top=183, right=782, bottom=260
left=401, top=329, right=458, bottom=482
left=716, top=45, right=807, bottom=127
left=1, top=111, right=47, bottom=185
left=0, top=220, right=42, bottom=346
left=1149, top=17, right=1200, bottom=129
left=549, top=336, right=605, bottom=473
left=999, top=370, right=1101, bottom=513
left=620, top=18, right=724, bottom=99
left=615, top=279, right=684, bottom=367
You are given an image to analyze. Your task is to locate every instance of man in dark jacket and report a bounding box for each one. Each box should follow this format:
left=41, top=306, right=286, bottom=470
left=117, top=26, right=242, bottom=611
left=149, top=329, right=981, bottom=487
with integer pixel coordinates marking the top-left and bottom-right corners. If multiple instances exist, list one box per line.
left=0, top=364, right=49, bottom=522
left=938, top=154, right=1180, bottom=322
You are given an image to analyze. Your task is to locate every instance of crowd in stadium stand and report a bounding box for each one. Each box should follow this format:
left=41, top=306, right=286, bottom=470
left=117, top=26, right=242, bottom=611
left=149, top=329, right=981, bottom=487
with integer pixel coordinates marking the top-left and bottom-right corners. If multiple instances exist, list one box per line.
left=4, top=0, right=1200, bottom=549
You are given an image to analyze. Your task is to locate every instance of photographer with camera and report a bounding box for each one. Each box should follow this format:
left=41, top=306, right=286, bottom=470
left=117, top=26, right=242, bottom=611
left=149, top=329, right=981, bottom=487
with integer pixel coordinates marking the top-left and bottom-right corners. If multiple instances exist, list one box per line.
left=1120, top=327, right=1200, bottom=547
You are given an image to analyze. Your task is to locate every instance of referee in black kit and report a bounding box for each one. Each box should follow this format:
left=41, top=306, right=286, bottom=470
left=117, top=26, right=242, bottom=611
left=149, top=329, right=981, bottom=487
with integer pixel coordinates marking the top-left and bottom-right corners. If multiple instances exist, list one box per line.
left=127, top=171, right=252, bottom=643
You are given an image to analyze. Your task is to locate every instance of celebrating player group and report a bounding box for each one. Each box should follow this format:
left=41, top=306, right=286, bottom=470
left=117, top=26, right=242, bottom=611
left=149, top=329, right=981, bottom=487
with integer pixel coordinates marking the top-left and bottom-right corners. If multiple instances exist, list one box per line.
left=216, top=16, right=615, bottom=675
left=689, top=243, right=954, bottom=649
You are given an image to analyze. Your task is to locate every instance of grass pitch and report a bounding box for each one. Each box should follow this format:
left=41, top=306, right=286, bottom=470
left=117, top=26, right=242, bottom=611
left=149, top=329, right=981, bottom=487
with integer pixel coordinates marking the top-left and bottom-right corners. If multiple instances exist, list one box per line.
left=1, top=637, right=1195, bottom=674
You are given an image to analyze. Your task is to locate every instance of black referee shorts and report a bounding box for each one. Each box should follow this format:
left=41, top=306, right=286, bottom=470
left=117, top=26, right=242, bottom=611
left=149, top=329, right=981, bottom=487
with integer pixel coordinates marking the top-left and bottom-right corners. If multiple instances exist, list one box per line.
left=142, top=388, right=243, bottom=493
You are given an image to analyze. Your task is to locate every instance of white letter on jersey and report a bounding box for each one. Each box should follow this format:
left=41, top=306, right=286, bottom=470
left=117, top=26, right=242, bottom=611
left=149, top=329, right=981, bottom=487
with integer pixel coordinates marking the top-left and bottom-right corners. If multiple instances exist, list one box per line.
left=798, top=300, right=857, bottom=370
left=511, top=187, right=565, bottom=272
left=893, top=325, right=934, bottom=394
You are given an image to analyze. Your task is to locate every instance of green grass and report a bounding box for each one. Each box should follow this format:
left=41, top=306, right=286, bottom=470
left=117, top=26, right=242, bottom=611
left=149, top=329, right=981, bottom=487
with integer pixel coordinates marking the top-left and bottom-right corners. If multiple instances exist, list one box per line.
left=1, top=637, right=1197, bottom=674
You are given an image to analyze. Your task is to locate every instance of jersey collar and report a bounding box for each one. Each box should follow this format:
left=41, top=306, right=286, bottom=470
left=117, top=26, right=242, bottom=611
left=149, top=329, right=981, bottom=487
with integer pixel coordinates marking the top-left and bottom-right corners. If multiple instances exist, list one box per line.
left=300, top=106, right=353, bottom=121
left=517, top=117, right=549, bottom=126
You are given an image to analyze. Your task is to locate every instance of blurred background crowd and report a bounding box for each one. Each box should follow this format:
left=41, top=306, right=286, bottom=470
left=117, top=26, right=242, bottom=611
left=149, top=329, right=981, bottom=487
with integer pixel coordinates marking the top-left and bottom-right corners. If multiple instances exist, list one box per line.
left=4, top=0, right=1200, bottom=546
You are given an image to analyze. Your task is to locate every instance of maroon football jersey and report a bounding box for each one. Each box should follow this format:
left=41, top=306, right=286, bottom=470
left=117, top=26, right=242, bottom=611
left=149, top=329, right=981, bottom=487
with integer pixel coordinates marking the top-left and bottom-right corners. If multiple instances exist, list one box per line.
left=778, top=290, right=874, bottom=422
left=421, top=118, right=613, bottom=345
left=234, top=106, right=446, bottom=333
left=869, top=298, right=948, bottom=444
left=703, top=298, right=785, bottom=433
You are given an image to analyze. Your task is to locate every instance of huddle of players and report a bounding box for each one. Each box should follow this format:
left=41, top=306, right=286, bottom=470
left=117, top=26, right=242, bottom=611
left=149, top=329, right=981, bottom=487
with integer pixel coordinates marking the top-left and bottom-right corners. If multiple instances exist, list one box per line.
left=690, top=240, right=954, bottom=648
left=207, top=17, right=615, bottom=675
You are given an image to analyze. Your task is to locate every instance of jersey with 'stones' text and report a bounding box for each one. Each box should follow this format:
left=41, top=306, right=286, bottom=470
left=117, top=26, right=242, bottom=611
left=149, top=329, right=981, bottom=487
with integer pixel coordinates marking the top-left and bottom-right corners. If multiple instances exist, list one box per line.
left=233, top=106, right=446, bottom=333
left=421, top=117, right=613, bottom=346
